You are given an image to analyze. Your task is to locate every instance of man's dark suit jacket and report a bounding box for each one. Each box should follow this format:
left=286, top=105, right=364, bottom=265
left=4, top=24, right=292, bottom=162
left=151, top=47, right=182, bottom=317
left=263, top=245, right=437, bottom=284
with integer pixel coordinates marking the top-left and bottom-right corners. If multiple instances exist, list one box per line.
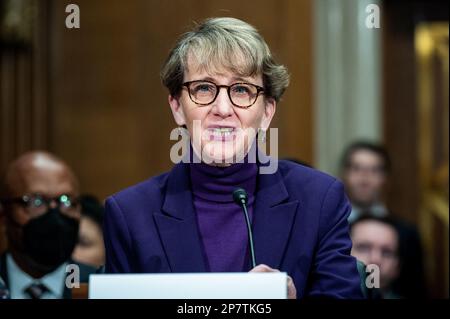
left=104, top=160, right=363, bottom=299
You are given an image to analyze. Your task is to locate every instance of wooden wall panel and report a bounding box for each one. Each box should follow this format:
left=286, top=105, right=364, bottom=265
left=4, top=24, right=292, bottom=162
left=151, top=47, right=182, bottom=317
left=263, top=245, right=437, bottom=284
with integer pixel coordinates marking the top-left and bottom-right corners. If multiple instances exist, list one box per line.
left=0, top=0, right=50, bottom=253
left=382, top=0, right=449, bottom=298
left=382, top=0, right=449, bottom=224
left=382, top=2, right=419, bottom=224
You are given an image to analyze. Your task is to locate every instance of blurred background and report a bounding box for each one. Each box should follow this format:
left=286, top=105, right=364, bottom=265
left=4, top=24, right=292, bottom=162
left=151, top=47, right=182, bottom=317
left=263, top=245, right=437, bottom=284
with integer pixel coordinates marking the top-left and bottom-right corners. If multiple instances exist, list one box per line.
left=0, top=0, right=448, bottom=298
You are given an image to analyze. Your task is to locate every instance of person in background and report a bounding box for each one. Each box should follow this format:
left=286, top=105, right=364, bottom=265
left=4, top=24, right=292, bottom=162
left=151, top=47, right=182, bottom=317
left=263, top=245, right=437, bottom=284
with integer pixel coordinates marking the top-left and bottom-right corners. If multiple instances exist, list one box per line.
left=340, top=141, right=390, bottom=223
left=0, top=151, right=95, bottom=299
left=341, top=141, right=426, bottom=298
left=72, top=195, right=105, bottom=268
left=350, top=215, right=401, bottom=299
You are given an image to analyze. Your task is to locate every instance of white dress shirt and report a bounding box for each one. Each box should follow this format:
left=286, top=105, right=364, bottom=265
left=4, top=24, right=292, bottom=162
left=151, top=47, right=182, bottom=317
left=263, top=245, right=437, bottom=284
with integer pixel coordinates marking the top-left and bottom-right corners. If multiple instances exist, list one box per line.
left=6, top=254, right=68, bottom=299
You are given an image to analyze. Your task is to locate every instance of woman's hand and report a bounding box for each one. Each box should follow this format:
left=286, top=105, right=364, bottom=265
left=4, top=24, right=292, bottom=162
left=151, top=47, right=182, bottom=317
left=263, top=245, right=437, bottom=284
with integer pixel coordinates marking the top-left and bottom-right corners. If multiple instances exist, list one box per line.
left=249, top=264, right=297, bottom=299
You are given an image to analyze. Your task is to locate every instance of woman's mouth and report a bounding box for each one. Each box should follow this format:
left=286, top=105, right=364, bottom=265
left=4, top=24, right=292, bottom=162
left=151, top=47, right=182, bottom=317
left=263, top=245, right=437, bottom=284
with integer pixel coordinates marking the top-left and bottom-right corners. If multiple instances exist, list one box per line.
left=205, top=127, right=236, bottom=141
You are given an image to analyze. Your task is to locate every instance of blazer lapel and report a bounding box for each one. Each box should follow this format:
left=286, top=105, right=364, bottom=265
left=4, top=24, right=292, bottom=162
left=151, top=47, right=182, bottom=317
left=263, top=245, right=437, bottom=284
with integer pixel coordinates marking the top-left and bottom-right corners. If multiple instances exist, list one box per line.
left=154, top=162, right=207, bottom=273
left=252, top=166, right=299, bottom=269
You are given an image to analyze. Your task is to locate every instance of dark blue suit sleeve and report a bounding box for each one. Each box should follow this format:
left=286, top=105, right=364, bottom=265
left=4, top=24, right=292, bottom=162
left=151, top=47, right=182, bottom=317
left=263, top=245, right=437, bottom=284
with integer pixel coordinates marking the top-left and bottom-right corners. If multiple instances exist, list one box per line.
left=103, top=196, right=133, bottom=273
left=306, top=180, right=364, bottom=299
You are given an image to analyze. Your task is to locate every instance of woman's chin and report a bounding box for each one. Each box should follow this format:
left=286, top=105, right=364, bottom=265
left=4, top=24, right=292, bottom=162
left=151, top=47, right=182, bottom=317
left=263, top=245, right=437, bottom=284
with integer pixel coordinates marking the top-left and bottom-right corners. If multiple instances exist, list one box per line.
left=201, top=142, right=247, bottom=164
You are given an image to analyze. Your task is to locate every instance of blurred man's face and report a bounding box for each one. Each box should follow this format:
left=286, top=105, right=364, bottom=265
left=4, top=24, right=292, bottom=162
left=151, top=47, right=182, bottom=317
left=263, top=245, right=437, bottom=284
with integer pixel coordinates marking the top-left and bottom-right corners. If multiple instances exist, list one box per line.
left=7, top=164, right=80, bottom=229
left=3, top=154, right=81, bottom=274
left=351, top=221, right=399, bottom=290
left=343, top=150, right=387, bottom=207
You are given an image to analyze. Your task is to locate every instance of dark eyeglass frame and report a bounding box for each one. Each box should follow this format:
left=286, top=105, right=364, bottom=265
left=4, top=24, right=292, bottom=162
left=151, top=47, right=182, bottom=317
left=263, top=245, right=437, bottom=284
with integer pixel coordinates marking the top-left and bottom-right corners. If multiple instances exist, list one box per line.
left=0, top=193, right=79, bottom=212
left=182, top=80, right=265, bottom=108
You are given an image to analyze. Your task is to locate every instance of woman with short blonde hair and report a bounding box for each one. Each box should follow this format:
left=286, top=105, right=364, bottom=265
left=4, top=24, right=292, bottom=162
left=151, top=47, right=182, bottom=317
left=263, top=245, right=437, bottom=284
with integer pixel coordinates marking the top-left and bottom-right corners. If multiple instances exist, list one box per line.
left=104, top=17, right=363, bottom=299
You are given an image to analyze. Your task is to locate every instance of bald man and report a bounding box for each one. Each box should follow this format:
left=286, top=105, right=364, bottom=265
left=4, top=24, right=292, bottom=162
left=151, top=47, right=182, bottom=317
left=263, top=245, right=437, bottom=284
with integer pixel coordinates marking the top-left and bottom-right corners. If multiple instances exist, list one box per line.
left=0, top=151, right=95, bottom=299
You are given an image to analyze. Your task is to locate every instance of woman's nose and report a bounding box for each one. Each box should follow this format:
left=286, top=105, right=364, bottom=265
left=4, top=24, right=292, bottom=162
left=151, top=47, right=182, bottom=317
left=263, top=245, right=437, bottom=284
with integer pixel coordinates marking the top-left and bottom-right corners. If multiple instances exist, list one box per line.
left=211, top=88, right=234, bottom=117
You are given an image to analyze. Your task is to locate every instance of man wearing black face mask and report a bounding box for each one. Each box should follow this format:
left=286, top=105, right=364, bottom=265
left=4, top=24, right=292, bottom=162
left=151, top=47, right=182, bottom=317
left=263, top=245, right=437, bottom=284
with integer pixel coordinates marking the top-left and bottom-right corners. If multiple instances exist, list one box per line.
left=0, top=151, right=96, bottom=299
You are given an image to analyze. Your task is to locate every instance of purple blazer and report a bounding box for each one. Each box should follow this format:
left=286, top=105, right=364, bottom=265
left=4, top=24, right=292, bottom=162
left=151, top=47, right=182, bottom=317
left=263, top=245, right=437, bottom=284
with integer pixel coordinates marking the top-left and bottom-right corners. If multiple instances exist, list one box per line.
left=104, top=160, right=363, bottom=299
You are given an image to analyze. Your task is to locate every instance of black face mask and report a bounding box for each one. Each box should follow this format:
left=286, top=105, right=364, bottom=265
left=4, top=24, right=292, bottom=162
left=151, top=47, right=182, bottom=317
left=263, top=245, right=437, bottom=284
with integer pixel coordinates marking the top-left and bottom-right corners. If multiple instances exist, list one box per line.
left=22, top=208, right=79, bottom=271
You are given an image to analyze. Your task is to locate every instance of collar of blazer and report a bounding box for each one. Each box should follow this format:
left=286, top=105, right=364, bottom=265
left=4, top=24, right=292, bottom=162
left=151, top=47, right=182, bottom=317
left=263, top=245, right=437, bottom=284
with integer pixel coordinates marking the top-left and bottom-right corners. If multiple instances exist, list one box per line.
left=154, top=159, right=300, bottom=272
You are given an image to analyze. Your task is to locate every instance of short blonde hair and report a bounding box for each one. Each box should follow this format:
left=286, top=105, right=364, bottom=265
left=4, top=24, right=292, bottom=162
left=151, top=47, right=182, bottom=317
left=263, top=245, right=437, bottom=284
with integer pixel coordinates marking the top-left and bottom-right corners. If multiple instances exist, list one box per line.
left=161, top=17, right=289, bottom=102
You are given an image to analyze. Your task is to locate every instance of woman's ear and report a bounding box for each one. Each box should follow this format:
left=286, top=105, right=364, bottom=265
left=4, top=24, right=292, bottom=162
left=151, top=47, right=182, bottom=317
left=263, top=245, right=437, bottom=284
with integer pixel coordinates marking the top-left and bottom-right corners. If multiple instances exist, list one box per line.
left=168, top=94, right=186, bottom=126
left=260, top=97, right=277, bottom=130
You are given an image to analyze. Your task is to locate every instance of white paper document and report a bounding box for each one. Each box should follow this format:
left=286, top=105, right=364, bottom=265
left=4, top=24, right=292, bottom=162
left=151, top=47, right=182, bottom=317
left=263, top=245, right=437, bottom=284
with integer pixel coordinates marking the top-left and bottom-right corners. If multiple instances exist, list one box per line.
left=89, top=272, right=287, bottom=299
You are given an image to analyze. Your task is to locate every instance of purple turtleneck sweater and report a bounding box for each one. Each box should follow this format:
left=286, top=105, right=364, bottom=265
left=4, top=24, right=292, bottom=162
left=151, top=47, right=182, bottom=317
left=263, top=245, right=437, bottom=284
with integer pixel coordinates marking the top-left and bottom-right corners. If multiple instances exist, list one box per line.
left=189, top=161, right=257, bottom=272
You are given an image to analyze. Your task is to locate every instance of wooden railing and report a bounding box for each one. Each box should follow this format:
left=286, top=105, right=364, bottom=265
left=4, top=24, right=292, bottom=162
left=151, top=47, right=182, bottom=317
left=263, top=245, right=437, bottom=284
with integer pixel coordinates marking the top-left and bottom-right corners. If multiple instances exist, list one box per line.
left=71, top=283, right=89, bottom=299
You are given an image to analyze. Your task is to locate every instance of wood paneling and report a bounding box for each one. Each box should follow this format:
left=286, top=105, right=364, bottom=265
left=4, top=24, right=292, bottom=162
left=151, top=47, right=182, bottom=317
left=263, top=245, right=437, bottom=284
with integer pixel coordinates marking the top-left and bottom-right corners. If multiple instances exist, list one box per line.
left=382, top=0, right=449, bottom=298
left=0, top=0, right=50, bottom=253
left=382, top=0, right=449, bottom=225
left=382, top=2, right=419, bottom=225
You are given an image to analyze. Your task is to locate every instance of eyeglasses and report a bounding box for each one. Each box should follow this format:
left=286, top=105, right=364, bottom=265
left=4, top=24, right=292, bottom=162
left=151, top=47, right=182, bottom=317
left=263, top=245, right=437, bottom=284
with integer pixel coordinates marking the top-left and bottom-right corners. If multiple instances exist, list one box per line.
left=1, top=193, right=79, bottom=216
left=182, top=80, right=265, bottom=108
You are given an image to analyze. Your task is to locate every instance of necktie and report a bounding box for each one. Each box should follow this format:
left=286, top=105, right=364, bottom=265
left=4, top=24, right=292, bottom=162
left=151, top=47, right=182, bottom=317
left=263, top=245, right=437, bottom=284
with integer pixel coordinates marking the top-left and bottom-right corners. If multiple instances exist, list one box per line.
left=24, top=282, right=49, bottom=299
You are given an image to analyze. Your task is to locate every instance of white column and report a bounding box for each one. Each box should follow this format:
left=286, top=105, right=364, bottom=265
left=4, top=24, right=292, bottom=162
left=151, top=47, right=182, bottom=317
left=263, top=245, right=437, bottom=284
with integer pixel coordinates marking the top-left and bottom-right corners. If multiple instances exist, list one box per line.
left=314, top=0, right=382, bottom=176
